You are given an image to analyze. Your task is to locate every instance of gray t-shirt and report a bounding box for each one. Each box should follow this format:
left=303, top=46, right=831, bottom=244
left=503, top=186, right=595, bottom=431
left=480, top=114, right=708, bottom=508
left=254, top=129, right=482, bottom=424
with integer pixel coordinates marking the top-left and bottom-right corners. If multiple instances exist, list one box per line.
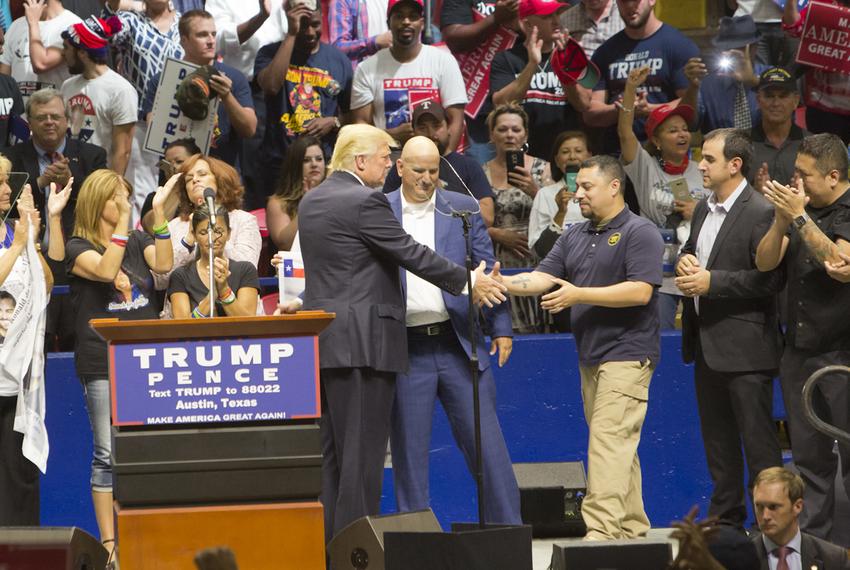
left=167, top=259, right=259, bottom=317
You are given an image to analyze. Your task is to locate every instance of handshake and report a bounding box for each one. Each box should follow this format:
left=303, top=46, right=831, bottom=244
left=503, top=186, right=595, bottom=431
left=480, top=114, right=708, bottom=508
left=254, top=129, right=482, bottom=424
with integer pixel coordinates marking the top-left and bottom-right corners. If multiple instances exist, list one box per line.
left=471, top=261, right=507, bottom=308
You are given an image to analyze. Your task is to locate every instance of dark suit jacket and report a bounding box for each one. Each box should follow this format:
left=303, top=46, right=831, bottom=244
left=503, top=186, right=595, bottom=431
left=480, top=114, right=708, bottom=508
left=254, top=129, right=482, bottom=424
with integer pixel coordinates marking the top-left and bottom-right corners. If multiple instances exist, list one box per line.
left=387, top=188, right=512, bottom=371
left=299, top=171, right=468, bottom=374
left=680, top=183, right=783, bottom=372
left=752, top=531, right=850, bottom=570
left=5, top=137, right=108, bottom=237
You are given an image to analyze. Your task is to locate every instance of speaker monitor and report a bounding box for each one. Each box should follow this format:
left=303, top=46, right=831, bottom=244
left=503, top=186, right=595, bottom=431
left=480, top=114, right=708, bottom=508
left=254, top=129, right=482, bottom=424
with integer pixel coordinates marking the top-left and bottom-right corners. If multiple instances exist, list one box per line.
left=550, top=539, right=673, bottom=570
left=328, top=509, right=442, bottom=570
left=0, top=527, right=108, bottom=570
left=512, top=461, right=587, bottom=538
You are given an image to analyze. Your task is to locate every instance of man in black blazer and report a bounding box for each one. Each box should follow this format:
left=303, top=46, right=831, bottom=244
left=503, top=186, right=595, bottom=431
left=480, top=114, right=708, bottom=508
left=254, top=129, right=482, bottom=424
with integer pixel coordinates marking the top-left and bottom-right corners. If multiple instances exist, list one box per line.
left=5, top=87, right=107, bottom=238
left=293, top=124, right=506, bottom=542
left=751, top=467, right=850, bottom=570
left=676, top=128, right=783, bottom=528
left=4, top=88, right=106, bottom=351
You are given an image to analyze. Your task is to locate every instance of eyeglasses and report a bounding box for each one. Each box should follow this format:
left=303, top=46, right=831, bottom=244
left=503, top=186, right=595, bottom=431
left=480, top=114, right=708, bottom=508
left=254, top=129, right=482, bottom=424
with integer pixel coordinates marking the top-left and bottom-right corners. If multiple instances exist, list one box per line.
left=31, top=113, right=64, bottom=122
left=196, top=227, right=225, bottom=238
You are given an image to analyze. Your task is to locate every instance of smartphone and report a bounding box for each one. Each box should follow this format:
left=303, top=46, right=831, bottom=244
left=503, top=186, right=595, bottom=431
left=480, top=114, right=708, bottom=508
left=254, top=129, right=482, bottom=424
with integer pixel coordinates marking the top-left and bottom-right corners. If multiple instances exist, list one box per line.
left=669, top=178, right=691, bottom=202
left=292, top=0, right=317, bottom=9
left=564, top=165, right=579, bottom=193
left=506, top=150, right=524, bottom=176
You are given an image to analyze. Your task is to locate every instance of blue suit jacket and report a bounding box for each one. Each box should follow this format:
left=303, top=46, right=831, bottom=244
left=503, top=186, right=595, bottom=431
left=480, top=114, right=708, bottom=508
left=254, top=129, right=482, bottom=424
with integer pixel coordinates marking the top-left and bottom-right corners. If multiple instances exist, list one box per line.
left=387, top=188, right=512, bottom=371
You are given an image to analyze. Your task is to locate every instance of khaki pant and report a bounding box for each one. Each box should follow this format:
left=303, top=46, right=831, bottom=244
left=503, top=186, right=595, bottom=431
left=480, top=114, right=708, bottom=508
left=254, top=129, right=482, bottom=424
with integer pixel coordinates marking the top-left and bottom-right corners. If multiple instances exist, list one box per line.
left=579, top=359, right=654, bottom=540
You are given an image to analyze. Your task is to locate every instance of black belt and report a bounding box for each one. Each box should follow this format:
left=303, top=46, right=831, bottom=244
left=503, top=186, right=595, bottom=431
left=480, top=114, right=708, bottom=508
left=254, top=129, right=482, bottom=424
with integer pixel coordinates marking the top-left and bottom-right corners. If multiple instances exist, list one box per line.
left=407, top=320, right=453, bottom=337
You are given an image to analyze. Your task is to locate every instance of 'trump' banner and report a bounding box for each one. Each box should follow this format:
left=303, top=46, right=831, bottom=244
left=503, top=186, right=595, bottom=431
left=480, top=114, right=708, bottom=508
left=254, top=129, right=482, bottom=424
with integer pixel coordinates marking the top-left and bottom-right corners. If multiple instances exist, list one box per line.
left=109, top=336, right=320, bottom=426
left=796, top=1, right=850, bottom=73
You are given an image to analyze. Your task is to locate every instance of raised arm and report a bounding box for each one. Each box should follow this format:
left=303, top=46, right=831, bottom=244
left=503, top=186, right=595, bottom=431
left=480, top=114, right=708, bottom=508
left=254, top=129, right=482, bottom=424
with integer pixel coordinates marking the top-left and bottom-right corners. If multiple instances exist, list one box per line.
left=329, top=0, right=392, bottom=61
left=441, top=0, right=517, bottom=53
left=491, top=24, right=541, bottom=106
left=24, top=0, right=65, bottom=74
left=618, top=67, right=650, bottom=166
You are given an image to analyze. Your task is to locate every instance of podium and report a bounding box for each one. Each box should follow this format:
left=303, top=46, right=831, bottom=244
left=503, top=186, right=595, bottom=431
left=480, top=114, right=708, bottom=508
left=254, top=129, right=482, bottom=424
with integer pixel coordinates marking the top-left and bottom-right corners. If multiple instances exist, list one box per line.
left=91, top=312, right=334, bottom=570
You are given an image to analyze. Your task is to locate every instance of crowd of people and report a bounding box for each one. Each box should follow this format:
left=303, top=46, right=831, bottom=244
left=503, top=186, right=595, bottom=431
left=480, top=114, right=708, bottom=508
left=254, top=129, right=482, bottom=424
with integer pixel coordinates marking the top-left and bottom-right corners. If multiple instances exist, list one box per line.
left=0, top=0, right=849, bottom=567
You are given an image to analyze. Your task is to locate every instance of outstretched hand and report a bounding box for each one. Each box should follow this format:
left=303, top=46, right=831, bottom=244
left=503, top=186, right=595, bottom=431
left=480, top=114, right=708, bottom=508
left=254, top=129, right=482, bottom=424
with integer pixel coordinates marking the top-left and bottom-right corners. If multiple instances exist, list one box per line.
left=472, top=260, right=507, bottom=308
left=47, top=179, right=73, bottom=219
left=540, top=276, right=579, bottom=313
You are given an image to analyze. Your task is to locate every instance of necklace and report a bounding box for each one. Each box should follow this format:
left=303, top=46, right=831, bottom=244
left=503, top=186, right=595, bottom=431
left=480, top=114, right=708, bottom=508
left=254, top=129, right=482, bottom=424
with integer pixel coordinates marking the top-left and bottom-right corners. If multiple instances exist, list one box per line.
left=537, top=54, right=551, bottom=76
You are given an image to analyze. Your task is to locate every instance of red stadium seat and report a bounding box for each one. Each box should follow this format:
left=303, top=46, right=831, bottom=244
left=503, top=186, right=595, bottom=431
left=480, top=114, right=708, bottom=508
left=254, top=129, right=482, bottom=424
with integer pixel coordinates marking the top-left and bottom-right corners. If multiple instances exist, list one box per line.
left=250, top=208, right=269, bottom=238
left=261, top=293, right=280, bottom=316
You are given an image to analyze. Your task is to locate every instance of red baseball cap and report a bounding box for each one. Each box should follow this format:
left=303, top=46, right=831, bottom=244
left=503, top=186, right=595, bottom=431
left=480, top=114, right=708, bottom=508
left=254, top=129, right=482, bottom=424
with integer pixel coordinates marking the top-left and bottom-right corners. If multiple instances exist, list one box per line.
left=551, top=37, right=600, bottom=89
left=644, top=104, right=695, bottom=140
left=519, top=0, right=568, bottom=19
left=387, top=0, right=424, bottom=17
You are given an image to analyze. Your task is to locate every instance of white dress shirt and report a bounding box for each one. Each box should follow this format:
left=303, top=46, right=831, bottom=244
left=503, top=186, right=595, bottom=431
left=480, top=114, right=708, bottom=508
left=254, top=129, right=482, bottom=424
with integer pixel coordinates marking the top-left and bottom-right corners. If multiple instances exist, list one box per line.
left=401, top=190, right=451, bottom=327
left=693, top=178, right=747, bottom=313
left=763, top=528, right=803, bottom=570
left=207, top=0, right=288, bottom=80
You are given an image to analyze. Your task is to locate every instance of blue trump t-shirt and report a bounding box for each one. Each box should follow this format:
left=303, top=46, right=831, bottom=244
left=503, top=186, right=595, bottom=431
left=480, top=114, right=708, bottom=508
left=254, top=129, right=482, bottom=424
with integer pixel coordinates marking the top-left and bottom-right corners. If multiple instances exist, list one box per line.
left=591, top=24, right=699, bottom=154
left=254, top=42, right=352, bottom=161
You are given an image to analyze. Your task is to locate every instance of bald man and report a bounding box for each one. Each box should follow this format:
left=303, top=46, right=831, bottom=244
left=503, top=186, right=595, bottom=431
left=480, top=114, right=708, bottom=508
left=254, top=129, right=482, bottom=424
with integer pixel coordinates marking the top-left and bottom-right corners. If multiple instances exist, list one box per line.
left=385, top=136, right=521, bottom=524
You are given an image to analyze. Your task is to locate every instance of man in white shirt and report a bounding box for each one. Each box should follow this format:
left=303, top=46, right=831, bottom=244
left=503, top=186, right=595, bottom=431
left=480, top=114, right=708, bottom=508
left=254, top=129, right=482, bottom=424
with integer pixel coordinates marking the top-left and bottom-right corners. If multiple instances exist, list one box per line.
left=675, top=128, right=783, bottom=530
left=60, top=16, right=136, bottom=176
left=0, top=0, right=81, bottom=104
left=385, top=136, right=520, bottom=524
left=751, top=467, right=850, bottom=570
left=351, top=0, right=467, bottom=152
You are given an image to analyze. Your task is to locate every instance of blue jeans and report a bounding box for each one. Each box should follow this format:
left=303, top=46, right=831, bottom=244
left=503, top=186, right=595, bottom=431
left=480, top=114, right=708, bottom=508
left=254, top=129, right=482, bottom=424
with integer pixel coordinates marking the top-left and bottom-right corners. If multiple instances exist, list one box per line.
left=658, top=293, right=680, bottom=330
left=80, top=376, right=112, bottom=491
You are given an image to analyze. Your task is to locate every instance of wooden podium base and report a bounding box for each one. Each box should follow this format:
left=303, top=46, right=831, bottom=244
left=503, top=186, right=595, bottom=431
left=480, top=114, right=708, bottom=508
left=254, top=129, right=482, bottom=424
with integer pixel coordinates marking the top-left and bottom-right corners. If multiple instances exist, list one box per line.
left=115, top=501, right=325, bottom=569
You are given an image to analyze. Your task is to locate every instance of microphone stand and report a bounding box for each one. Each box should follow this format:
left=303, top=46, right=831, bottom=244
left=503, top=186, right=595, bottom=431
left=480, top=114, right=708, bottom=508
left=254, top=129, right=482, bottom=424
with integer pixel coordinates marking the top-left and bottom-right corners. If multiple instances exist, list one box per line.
left=207, top=218, right=216, bottom=318
left=452, top=208, right=485, bottom=529
left=423, top=0, right=433, bottom=44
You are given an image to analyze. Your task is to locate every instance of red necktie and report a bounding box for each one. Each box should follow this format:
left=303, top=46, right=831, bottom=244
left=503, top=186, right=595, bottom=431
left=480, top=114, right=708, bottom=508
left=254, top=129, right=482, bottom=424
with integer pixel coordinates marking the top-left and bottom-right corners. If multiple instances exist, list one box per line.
left=775, top=545, right=790, bottom=570
left=50, top=152, right=61, bottom=163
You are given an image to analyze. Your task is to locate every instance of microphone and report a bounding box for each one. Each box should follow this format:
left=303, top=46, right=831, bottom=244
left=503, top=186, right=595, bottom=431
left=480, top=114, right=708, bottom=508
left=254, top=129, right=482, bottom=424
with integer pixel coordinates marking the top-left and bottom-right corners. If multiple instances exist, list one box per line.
left=203, top=187, right=216, bottom=226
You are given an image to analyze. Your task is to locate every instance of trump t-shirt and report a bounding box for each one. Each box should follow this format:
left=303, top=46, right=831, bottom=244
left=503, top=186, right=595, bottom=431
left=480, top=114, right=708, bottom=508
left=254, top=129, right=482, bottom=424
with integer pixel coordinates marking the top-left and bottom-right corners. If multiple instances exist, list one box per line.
left=351, top=45, right=468, bottom=129
left=591, top=24, right=698, bottom=152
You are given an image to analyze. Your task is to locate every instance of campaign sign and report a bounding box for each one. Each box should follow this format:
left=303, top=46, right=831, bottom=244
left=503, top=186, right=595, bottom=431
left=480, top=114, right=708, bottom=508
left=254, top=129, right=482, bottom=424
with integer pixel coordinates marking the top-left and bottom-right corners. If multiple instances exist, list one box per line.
left=144, top=58, right=218, bottom=155
left=438, top=16, right=517, bottom=119
left=109, top=336, right=320, bottom=426
left=796, top=1, right=850, bottom=73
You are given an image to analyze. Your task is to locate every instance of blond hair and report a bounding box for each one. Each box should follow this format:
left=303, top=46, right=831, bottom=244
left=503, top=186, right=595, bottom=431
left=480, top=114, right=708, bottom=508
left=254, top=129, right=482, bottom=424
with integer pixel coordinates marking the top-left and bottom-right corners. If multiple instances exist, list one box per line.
left=73, top=169, right=132, bottom=250
left=329, top=124, right=396, bottom=172
left=753, top=467, right=805, bottom=503
left=0, top=154, right=11, bottom=179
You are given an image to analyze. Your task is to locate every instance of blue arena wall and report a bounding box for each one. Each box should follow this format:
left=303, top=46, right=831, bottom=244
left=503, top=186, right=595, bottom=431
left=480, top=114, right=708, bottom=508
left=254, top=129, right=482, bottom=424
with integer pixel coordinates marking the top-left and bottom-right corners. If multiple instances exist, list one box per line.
left=42, top=332, right=748, bottom=534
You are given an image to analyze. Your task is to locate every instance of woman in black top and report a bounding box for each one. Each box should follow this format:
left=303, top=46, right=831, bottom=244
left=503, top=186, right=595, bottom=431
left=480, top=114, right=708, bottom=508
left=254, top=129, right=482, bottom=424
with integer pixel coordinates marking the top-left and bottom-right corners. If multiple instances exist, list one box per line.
left=168, top=205, right=259, bottom=318
left=65, top=169, right=176, bottom=559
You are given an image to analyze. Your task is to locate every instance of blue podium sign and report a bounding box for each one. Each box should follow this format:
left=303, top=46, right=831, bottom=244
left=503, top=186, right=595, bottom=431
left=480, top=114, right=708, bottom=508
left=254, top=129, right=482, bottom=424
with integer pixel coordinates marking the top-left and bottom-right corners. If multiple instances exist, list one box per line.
left=109, top=335, right=320, bottom=426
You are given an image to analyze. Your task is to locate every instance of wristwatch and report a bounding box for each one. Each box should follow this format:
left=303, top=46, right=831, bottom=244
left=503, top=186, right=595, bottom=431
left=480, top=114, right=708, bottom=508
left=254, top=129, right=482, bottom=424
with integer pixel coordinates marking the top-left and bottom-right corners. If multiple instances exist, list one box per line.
left=793, top=213, right=810, bottom=230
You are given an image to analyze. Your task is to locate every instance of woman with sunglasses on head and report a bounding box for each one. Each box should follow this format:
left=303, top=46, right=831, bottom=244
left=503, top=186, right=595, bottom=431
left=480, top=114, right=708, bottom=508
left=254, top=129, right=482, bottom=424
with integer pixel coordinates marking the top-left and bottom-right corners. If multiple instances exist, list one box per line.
left=65, top=169, right=175, bottom=559
left=168, top=205, right=259, bottom=318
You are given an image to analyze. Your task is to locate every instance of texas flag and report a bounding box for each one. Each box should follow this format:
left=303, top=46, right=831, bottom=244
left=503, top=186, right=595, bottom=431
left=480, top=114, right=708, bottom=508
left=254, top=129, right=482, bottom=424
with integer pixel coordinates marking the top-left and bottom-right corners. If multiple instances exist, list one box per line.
left=278, top=251, right=305, bottom=304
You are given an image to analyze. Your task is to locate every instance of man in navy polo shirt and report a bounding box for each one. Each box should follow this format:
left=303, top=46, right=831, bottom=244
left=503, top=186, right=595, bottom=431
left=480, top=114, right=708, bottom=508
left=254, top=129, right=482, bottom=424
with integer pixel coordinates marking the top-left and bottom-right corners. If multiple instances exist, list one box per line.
left=497, top=154, right=663, bottom=540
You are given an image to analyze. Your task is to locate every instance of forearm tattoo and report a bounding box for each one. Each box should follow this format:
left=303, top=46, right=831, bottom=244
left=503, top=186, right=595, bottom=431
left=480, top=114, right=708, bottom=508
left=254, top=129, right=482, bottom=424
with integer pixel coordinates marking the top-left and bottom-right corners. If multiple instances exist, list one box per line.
left=800, top=222, right=840, bottom=265
left=511, top=275, right=531, bottom=290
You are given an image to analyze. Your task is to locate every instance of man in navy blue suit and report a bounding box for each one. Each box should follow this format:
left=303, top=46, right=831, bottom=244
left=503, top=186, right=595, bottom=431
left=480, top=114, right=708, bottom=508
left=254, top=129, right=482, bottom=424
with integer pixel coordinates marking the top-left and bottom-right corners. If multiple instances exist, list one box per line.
left=386, top=136, right=521, bottom=524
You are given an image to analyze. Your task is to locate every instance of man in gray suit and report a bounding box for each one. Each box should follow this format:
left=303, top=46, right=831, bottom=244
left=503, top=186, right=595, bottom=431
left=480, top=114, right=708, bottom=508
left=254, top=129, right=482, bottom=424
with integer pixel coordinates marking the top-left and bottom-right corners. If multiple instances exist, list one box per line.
left=751, top=467, right=850, bottom=570
left=676, top=128, right=783, bottom=528
left=293, top=124, right=506, bottom=542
